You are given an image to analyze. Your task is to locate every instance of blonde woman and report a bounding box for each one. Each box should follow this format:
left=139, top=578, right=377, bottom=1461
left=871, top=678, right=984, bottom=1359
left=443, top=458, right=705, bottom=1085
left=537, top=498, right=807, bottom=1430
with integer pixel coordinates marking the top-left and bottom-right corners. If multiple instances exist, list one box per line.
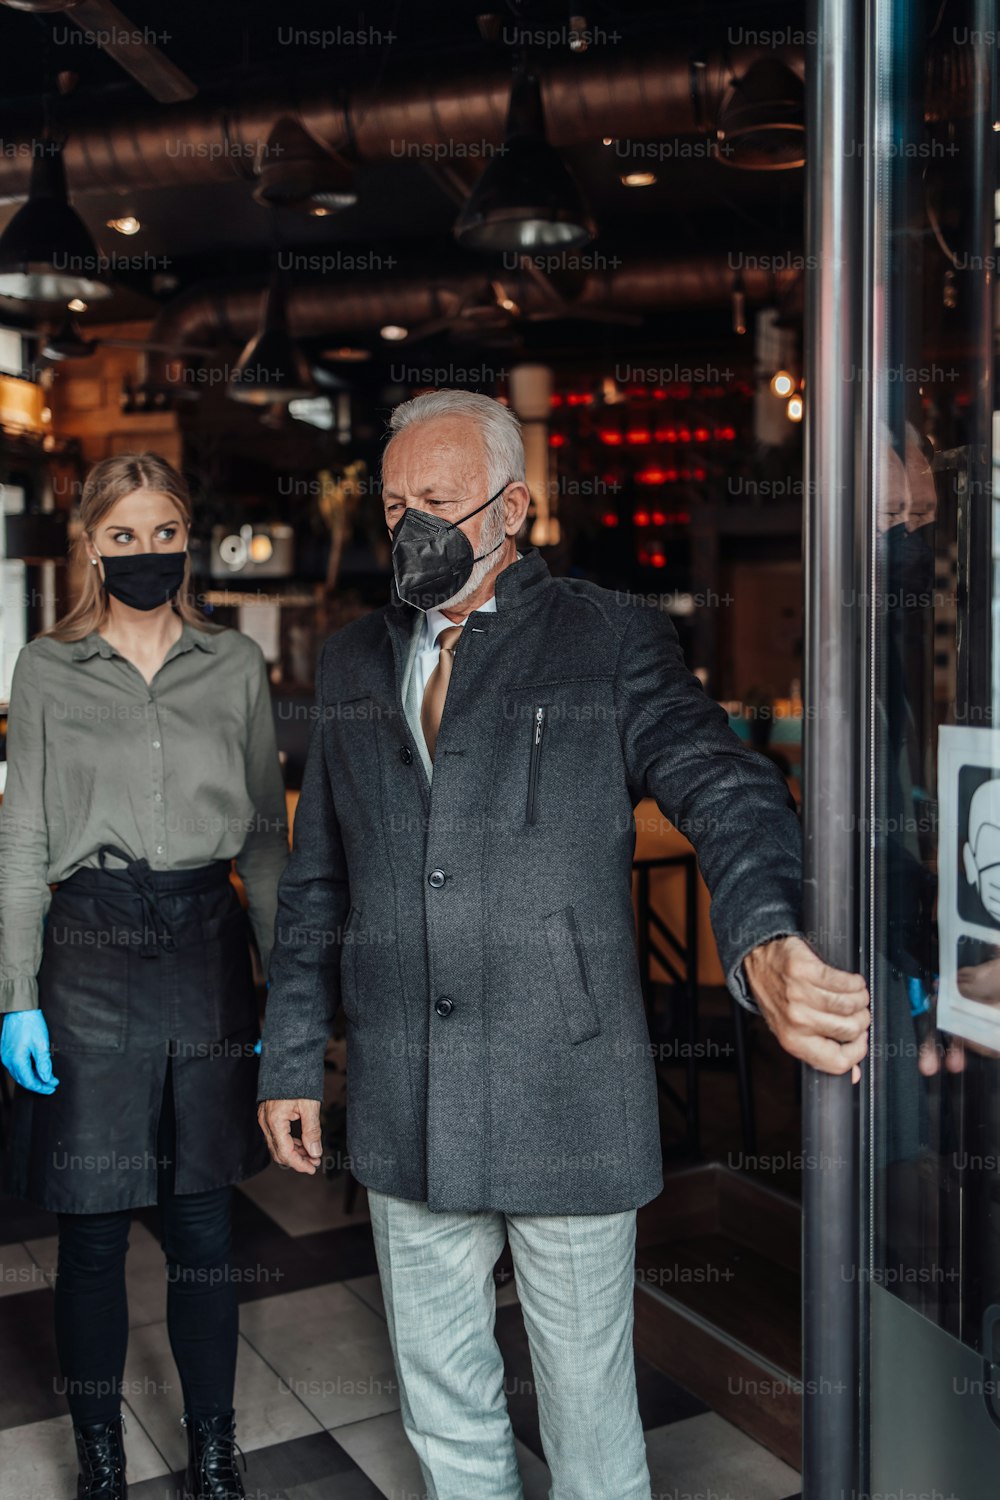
left=0, top=453, right=288, bottom=1500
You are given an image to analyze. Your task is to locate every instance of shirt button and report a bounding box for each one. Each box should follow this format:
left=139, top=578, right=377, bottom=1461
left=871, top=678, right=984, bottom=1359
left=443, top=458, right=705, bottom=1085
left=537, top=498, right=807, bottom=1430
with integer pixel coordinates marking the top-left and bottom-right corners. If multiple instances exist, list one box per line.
left=154, top=792, right=163, bottom=802
left=428, top=869, right=446, bottom=889
left=152, top=740, right=161, bottom=749
left=434, top=995, right=454, bottom=1018
left=155, top=845, right=164, bottom=856
left=399, top=745, right=413, bottom=765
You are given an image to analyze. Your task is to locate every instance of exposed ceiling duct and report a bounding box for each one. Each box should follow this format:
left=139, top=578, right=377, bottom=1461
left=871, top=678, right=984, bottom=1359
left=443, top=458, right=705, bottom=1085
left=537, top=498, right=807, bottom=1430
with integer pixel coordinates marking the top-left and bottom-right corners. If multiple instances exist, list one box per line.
left=149, top=256, right=789, bottom=351
left=0, top=47, right=804, bottom=203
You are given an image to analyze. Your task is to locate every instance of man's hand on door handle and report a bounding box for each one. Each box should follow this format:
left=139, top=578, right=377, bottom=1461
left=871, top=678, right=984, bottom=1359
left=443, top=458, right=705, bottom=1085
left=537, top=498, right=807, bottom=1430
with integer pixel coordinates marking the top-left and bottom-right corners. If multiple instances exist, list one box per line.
left=743, top=934, right=871, bottom=1083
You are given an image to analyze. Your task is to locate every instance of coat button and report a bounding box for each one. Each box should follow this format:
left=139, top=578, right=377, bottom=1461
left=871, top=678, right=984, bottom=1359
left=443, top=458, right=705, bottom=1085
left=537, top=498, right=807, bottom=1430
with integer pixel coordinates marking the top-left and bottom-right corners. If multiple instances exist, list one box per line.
left=435, top=995, right=454, bottom=1017
left=399, top=745, right=412, bottom=764
left=428, top=869, right=446, bottom=888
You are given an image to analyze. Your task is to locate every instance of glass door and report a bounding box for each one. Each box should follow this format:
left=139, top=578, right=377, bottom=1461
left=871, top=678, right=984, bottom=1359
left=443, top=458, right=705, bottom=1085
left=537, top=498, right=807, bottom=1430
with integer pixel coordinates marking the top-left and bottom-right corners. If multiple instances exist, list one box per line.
left=866, top=0, right=1000, bottom=1487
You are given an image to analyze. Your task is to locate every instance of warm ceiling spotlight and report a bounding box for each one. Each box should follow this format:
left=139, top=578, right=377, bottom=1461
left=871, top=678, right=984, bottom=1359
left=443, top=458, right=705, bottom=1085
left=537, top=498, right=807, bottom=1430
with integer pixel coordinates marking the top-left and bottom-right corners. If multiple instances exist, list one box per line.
left=322, top=346, right=371, bottom=362
left=602, top=137, right=614, bottom=147
left=568, top=15, right=589, bottom=51
left=379, top=324, right=408, bottom=342
left=620, top=172, right=657, bottom=188
left=107, top=215, right=140, bottom=235
left=787, top=394, right=804, bottom=422
left=454, top=65, right=596, bottom=252
left=770, top=370, right=795, bottom=398
left=732, top=273, right=747, bottom=335
left=67, top=297, right=87, bottom=312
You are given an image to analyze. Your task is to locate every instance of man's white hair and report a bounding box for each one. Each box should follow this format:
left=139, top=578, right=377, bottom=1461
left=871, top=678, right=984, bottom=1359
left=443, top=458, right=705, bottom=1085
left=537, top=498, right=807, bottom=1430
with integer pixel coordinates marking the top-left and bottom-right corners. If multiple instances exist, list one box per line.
left=384, top=389, right=526, bottom=495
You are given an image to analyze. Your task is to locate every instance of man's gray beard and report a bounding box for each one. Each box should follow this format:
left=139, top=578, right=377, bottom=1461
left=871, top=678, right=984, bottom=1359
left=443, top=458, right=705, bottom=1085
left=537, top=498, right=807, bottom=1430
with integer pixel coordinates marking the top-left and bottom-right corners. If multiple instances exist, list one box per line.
left=436, top=497, right=509, bottom=611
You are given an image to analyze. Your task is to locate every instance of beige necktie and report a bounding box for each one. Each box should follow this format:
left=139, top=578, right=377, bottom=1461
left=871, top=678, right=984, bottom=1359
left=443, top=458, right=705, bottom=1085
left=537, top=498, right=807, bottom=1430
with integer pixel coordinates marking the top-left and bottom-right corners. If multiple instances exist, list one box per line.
left=420, top=624, right=463, bottom=763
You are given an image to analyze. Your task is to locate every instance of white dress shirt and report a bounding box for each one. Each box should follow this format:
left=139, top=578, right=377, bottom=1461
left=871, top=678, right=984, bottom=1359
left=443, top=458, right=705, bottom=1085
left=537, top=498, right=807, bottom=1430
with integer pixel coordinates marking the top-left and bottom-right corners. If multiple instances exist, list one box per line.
left=412, top=593, right=497, bottom=708
left=402, top=552, right=523, bottom=781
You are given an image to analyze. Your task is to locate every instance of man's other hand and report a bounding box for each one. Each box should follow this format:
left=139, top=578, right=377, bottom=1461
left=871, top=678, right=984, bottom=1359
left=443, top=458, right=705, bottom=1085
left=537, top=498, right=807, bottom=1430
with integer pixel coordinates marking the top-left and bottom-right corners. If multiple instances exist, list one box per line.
left=743, top=935, right=871, bottom=1084
left=257, top=1099, right=324, bottom=1174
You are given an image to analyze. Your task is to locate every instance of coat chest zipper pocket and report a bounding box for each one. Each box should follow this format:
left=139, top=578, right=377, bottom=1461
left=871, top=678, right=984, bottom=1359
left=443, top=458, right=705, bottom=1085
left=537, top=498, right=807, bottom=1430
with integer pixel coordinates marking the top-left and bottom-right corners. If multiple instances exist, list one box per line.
left=526, top=705, right=546, bottom=825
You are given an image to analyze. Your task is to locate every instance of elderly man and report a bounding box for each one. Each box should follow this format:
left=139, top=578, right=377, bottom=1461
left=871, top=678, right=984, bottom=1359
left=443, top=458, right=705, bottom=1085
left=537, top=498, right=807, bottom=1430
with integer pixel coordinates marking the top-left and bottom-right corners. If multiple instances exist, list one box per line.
left=257, top=390, right=869, bottom=1500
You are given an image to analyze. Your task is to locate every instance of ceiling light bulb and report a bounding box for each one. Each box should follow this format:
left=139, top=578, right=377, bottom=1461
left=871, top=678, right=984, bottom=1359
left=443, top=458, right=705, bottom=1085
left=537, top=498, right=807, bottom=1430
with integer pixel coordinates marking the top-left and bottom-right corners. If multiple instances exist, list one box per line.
left=771, top=370, right=794, bottom=397
left=620, top=172, right=657, bottom=188
left=787, top=394, right=803, bottom=422
left=107, top=215, right=140, bottom=235
left=380, top=324, right=408, bottom=341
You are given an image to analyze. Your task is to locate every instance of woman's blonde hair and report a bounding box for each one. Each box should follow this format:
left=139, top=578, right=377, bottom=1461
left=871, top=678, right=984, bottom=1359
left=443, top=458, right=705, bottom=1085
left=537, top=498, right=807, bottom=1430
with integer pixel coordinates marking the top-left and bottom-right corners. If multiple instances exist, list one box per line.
left=42, top=451, right=214, bottom=642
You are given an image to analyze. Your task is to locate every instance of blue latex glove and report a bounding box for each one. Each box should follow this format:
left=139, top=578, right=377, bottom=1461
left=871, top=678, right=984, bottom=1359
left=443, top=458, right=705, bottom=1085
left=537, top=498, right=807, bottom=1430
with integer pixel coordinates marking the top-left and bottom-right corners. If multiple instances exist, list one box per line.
left=254, top=981, right=269, bottom=1055
left=1, top=1010, right=59, bottom=1094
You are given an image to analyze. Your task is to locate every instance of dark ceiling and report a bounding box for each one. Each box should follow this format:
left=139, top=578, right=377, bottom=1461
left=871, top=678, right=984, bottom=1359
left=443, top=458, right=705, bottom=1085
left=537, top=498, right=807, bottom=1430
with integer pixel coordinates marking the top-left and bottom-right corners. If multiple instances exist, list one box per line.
left=0, top=0, right=808, bottom=362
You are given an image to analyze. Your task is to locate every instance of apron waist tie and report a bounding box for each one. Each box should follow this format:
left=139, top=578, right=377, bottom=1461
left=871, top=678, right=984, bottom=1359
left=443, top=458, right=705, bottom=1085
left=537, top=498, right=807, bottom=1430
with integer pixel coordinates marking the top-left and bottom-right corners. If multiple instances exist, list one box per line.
left=97, top=845, right=177, bottom=958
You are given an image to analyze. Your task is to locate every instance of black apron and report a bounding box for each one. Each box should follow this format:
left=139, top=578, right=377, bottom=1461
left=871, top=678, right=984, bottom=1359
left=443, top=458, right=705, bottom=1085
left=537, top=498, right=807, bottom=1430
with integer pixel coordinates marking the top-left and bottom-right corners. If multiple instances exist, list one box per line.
left=5, top=846, right=270, bottom=1214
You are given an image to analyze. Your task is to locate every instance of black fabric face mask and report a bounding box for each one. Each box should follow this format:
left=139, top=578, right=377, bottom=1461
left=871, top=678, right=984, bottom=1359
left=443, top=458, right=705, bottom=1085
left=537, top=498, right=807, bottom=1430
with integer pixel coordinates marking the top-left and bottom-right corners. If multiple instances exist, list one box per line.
left=97, top=550, right=188, bottom=612
left=390, top=484, right=509, bottom=611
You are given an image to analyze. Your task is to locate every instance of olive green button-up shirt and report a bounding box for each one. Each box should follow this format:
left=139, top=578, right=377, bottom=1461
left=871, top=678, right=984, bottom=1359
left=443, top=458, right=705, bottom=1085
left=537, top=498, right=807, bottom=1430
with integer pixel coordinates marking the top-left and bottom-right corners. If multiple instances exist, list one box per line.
left=0, top=620, right=289, bottom=1013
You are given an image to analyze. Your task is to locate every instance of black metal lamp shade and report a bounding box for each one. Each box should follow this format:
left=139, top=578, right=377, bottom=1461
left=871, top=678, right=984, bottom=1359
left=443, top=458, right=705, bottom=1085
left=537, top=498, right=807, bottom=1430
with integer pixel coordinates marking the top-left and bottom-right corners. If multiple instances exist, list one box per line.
left=228, top=277, right=316, bottom=405
left=0, top=145, right=114, bottom=301
left=454, top=69, right=596, bottom=252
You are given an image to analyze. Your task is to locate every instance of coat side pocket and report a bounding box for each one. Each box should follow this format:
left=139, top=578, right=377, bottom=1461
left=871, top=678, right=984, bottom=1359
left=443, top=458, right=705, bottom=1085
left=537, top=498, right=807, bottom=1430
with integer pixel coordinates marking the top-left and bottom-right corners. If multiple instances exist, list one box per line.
left=340, top=904, right=362, bottom=1023
left=541, top=904, right=602, bottom=1045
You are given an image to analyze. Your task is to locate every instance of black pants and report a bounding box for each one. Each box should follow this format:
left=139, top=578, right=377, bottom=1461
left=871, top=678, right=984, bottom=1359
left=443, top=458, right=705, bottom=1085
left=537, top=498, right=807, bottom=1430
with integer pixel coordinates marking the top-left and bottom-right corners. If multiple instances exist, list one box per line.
left=53, top=1061, right=238, bottom=1425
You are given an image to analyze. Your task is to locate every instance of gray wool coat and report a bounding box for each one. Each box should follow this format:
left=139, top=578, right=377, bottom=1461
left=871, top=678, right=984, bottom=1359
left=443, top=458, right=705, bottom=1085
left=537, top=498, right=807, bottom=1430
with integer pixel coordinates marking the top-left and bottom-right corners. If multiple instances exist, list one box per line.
left=257, top=546, right=805, bottom=1214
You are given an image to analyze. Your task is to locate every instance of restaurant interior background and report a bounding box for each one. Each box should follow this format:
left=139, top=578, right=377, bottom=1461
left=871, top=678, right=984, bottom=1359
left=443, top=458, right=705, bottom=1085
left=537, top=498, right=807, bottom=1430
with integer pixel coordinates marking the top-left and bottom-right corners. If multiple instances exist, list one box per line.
left=0, top=0, right=872, bottom=1493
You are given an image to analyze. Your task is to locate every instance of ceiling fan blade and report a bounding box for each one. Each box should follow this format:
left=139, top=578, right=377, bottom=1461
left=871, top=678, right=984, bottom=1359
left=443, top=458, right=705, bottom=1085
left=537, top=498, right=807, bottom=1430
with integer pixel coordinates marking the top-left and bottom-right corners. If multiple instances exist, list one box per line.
left=400, top=317, right=462, bottom=345
left=98, top=337, right=216, bottom=356
left=68, top=0, right=197, bottom=102
left=525, top=305, right=644, bottom=327
left=564, top=307, right=644, bottom=327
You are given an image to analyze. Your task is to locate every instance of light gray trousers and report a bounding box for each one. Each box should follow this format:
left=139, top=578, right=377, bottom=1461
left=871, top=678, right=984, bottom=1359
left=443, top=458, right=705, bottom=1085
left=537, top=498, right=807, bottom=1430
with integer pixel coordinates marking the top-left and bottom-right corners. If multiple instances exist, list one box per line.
left=367, top=1189, right=652, bottom=1500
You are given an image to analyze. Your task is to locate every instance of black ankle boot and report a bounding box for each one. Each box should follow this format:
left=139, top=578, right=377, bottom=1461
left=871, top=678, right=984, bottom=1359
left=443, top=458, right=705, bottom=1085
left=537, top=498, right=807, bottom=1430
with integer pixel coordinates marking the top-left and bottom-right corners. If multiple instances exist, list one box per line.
left=182, top=1410, right=246, bottom=1499
left=73, top=1413, right=127, bottom=1498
